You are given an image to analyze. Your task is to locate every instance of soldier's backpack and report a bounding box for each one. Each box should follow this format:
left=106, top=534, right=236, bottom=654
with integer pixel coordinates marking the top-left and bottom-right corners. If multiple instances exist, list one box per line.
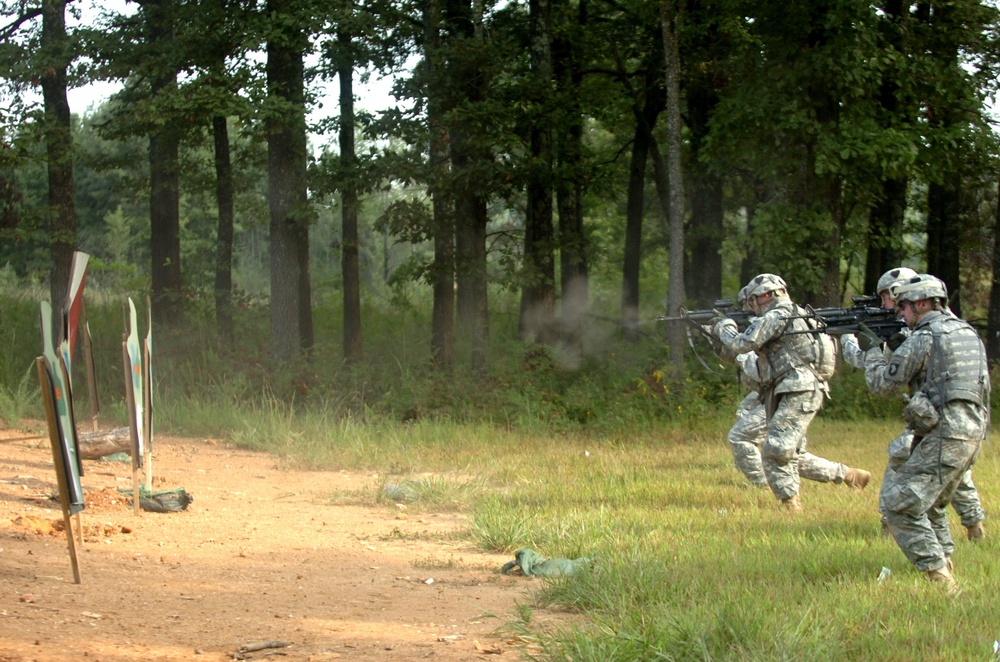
left=805, top=317, right=837, bottom=381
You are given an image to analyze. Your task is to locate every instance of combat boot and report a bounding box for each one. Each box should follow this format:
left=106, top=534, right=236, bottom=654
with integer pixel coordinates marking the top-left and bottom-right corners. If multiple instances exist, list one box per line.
left=966, top=521, right=985, bottom=542
left=926, top=564, right=959, bottom=597
left=782, top=495, right=802, bottom=512
left=842, top=467, right=871, bottom=490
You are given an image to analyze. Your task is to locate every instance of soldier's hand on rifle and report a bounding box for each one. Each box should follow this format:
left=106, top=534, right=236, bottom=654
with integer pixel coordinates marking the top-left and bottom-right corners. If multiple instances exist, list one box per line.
left=856, top=323, right=882, bottom=352
left=712, top=315, right=737, bottom=337
left=886, top=331, right=906, bottom=352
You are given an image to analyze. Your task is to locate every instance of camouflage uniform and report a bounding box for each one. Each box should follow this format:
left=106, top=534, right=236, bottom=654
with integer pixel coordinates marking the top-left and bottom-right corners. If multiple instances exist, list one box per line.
left=843, top=294, right=985, bottom=532
left=728, top=388, right=768, bottom=485
left=715, top=280, right=846, bottom=502
left=864, top=307, right=989, bottom=572
left=730, top=351, right=852, bottom=487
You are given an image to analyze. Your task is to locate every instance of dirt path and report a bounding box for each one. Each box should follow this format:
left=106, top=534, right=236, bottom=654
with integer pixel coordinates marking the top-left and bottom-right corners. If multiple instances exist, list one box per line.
left=0, top=429, right=552, bottom=661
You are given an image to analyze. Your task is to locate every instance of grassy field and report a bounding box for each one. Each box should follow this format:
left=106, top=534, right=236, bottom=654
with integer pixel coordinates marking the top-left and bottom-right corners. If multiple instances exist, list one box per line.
left=222, top=412, right=1000, bottom=661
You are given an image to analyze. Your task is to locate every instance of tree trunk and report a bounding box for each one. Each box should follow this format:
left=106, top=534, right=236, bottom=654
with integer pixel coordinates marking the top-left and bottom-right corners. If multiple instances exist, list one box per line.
left=927, top=178, right=962, bottom=316
left=212, top=115, right=235, bottom=340
left=448, top=0, right=490, bottom=372
left=621, top=84, right=662, bottom=334
left=338, top=29, right=362, bottom=364
left=661, top=0, right=685, bottom=377
left=553, top=0, right=588, bottom=352
left=424, top=0, right=455, bottom=370
left=148, top=0, right=183, bottom=327
left=864, top=177, right=907, bottom=294
left=864, top=0, right=907, bottom=295
left=987, top=178, right=1000, bottom=363
left=684, top=81, right=722, bottom=308
left=520, top=0, right=556, bottom=343
left=77, top=427, right=130, bottom=460
left=266, top=0, right=312, bottom=361
left=40, top=0, right=75, bottom=327
left=456, top=190, right=489, bottom=372
left=686, top=174, right=723, bottom=307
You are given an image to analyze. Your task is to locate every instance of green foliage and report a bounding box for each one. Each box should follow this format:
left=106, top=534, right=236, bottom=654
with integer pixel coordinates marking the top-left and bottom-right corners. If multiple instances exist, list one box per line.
left=0, top=361, right=39, bottom=426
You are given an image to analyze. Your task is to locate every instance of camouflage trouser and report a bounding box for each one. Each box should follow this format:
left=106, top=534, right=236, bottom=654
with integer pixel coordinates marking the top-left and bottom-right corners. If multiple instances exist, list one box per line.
left=728, top=393, right=767, bottom=486
left=761, top=388, right=842, bottom=500
left=880, top=428, right=985, bottom=528
left=882, top=435, right=981, bottom=571
left=730, top=395, right=846, bottom=489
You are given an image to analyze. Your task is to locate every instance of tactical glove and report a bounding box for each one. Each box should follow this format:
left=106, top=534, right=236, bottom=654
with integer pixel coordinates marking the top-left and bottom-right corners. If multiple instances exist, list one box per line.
left=856, top=323, right=881, bottom=352
left=886, top=331, right=907, bottom=352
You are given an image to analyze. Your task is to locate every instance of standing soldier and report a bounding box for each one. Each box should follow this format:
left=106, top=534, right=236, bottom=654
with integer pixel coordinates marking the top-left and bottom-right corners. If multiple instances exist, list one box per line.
left=846, top=268, right=985, bottom=541
left=863, top=274, right=990, bottom=594
left=713, top=274, right=870, bottom=510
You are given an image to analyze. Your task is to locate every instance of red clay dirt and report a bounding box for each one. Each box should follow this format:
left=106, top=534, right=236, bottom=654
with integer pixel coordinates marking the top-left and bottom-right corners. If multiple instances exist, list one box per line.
left=0, top=427, right=563, bottom=661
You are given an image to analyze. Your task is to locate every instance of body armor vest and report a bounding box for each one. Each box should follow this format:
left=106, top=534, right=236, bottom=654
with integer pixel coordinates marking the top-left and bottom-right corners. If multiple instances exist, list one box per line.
left=923, top=314, right=989, bottom=408
left=758, top=303, right=820, bottom=381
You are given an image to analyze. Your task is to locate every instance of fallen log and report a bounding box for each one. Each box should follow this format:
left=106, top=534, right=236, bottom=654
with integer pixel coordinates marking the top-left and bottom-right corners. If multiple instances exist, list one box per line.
left=77, top=427, right=130, bottom=460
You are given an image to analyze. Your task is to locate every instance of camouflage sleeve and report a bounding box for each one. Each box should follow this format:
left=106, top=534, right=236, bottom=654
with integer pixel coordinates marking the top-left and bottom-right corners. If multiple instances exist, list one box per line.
left=841, top=334, right=865, bottom=369
left=864, top=330, right=930, bottom=396
left=735, top=352, right=762, bottom=390
left=717, top=309, right=787, bottom=355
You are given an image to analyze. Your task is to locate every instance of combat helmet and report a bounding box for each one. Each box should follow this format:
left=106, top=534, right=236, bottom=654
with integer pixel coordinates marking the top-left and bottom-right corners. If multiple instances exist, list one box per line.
left=889, top=274, right=948, bottom=304
left=876, top=267, right=917, bottom=296
left=736, top=284, right=751, bottom=308
left=745, top=273, right=787, bottom=300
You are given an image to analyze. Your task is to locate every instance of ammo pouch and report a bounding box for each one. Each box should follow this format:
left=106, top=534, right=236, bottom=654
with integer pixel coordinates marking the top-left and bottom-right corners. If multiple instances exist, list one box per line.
left=902, top=391, right=940, bottom=435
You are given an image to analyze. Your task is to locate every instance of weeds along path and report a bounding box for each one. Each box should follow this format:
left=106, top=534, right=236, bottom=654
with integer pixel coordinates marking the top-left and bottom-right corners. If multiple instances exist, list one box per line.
left=0, top=429, right=550, bottom=661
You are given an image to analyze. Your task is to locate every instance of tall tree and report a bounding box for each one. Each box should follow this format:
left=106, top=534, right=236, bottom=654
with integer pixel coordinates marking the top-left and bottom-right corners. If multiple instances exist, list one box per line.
left=988, top=177, right=1000, bottom=363
left=200, top=0, right=242, bottom=340
left=661, top=0, right=685, bottom=375
left=916, top=0, right=1000, bottom=316
left=446, top=0, right=490, bottom=371
left=422, top=0, right=456, bottom=369
left=552, top=0, right=588, bottom=348
left=863, top=0, right=909, bottom=294
left=146, top=0, right=184, bottom=326
left=519, top=0, right=556, bottom=343
left=621, top=73, right=663, bottom=332
left=337, top=27, right=363, bottom=363
left=265, top=0, right=314, bottom=359
left=39, top=0, right=75, bottom=316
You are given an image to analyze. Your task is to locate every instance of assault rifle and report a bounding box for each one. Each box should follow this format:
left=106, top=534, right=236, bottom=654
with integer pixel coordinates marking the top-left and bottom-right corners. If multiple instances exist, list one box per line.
left=656, top=299, right=752, bottom=375
left=656, top=299, right=753, bottom=330
left=791, top=295, right=905, bottom=340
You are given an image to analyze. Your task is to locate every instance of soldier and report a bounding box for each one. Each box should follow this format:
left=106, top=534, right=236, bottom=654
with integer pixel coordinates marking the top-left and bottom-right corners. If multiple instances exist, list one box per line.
left=728, top=287, right=872, bottom=492
left=848, top=268, right=985, bottom=541
left=863, top=274, right=990, bottom=594
left=727, top=286, right=768, bottom=486
left=842, top=267, right=917, bottom=369
left=713, top=274, right=870, bottom=510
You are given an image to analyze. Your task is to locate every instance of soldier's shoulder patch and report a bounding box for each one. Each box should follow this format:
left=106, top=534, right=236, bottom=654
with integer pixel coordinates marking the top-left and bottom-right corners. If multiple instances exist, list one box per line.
left=888, top=362, right=900, bottom=377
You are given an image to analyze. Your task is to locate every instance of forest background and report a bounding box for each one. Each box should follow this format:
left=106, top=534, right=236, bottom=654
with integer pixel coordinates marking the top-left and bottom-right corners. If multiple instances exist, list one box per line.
left=3, top=0, right=1000, bottom=431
